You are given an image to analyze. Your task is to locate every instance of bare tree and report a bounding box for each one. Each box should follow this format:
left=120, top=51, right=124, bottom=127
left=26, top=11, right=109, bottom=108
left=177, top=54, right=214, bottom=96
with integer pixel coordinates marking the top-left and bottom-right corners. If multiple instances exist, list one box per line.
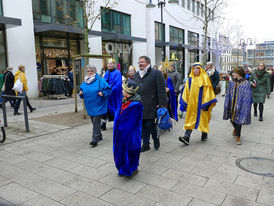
left=193, top=0, right=227, bottom=66
left=56, top=0, right=118, bottom=54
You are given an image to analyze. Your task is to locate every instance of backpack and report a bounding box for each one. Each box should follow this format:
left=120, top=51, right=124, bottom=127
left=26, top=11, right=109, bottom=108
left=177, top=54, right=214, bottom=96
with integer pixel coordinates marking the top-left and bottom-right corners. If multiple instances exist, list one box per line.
left=157, top=108, right=172, bottom=131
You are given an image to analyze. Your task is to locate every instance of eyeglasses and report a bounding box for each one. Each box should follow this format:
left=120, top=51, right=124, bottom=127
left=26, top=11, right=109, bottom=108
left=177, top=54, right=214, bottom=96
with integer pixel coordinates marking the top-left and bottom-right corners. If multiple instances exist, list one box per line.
left=87, top=70, right=93, bottom=73
left=138, top=61, right=147, bottom=64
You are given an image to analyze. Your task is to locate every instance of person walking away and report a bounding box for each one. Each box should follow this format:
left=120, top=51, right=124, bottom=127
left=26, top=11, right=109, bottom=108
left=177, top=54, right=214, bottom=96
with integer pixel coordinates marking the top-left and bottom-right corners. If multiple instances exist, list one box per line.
left=79, top=65, right=112, bottom=147
left=13, top=65, right=36, bottom=115
left=205, top=62, right=220, bottom=94
left=223, top=66, right=253, bottom=145
left=113, top=79, right=143, bottom=176
left=220, top=76, right=227, bottom=96
left=3, top=67, right=15, bottom=107
left=161, top=67, right=178, bottom=121
left=168, top=64, right=181, bottom=110
left=101, top=58, right=122, bottom=130
left=179, top=78, right=187, bottom=118
left=249, top=63, right=271, bottom=121
left=179, top=62, right=217, bottom=145
left=67, top=68, right=74, bottom=97
left=133, top=56, right=167, bottom=152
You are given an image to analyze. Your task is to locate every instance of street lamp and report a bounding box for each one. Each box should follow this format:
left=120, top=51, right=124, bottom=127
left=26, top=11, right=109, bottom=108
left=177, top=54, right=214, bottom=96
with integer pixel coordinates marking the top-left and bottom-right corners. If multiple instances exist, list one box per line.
left=146, top=0, right=178, bottom=61
left=239, top=38, right=253, bottom=66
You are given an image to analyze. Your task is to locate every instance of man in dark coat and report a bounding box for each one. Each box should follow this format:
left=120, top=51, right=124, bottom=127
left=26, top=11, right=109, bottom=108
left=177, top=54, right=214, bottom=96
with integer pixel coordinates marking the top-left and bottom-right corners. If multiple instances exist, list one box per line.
left=3, top=67, right=15, bottom=107
left=133, top=56, right=167, bottom=152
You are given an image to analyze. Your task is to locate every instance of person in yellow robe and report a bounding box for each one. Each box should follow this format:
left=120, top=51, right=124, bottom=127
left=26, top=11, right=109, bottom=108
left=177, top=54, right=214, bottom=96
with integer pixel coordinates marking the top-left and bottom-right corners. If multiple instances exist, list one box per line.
left=179, top=62, right=217, bottom=145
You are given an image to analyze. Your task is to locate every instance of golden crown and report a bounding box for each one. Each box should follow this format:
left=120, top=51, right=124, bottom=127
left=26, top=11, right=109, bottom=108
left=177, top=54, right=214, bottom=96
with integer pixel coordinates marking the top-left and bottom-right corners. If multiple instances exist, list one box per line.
left=107, top=57, right=116, bottom=64
left=122, top=80, right=139, bottom=95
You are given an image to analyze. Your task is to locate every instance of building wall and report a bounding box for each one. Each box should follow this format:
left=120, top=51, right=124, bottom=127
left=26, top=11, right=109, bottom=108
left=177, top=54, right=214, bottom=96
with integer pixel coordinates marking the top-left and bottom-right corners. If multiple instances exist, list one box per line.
left=3, top=0, right=38, bottom=98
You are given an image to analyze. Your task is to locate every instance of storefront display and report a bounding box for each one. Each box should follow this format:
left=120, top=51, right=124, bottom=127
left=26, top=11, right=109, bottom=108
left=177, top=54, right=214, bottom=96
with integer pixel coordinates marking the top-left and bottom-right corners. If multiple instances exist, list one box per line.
left=102, top=41, right=132, bottom=76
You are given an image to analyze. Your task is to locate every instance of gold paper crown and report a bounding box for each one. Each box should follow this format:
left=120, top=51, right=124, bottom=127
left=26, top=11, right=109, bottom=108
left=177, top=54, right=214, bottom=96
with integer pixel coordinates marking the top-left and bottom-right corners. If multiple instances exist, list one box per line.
left=107, top=57, right=116, bottom=64
left=160, top=57, right=173, bottom=72
left=122, top=80, right=139, bottom=95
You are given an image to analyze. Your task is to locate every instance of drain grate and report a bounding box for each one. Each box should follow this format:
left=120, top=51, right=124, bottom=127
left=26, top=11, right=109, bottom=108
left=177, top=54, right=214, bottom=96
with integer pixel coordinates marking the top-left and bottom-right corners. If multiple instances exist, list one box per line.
left=235, top=157, right=274, bottom=177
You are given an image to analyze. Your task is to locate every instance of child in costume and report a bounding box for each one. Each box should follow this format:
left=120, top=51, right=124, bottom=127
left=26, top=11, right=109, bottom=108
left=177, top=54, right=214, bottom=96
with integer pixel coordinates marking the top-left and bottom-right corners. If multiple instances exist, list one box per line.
left=223, top=66, right=253, bottom=145
left=113, top=79, right=143, bottom=176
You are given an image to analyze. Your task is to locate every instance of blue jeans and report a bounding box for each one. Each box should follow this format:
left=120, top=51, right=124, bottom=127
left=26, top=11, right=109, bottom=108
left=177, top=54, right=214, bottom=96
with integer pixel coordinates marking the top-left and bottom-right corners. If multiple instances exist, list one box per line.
left=142, top=119, right=158, bottom=147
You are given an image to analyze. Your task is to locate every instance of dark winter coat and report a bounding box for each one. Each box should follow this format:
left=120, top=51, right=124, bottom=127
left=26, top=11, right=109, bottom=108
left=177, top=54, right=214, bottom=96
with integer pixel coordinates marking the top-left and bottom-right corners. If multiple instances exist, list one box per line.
left=209, top=69, right=220, bottom=89
left=249, top=69, right=271, bottom=103
left=133, top=66, right=167, bottom=119
left=3, top=71, right=15, bottom=96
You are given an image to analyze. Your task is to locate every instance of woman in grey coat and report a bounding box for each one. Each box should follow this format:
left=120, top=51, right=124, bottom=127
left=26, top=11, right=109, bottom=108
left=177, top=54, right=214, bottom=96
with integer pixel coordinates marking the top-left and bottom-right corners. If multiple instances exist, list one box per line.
left=249, top=63, right=271, bottom=121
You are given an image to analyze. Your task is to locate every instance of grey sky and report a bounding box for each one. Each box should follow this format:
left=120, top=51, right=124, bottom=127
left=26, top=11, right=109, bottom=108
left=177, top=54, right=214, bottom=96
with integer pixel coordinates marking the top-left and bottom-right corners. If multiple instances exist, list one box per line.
left=223, top=0, right=274, bottom=44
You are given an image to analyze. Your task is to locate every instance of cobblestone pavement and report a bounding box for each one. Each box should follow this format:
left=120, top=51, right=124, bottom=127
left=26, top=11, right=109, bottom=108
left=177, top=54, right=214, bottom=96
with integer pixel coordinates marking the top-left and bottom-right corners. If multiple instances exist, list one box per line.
left=0, top=94, right=274, bottom=206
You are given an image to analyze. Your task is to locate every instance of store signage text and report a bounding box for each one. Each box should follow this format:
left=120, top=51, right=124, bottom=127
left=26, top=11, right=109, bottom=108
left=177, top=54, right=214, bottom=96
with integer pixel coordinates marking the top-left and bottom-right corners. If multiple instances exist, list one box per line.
left=105, top=42, right=132, bottom=54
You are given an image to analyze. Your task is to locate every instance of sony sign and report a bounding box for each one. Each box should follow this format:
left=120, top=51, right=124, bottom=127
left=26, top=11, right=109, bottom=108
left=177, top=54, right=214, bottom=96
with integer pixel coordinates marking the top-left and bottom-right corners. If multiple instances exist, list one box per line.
left=105, top=42, right=132, bottom=55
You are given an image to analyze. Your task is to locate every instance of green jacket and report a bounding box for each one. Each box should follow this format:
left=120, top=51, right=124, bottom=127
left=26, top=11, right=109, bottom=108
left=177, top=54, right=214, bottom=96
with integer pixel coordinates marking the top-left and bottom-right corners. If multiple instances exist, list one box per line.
left=249, top=69, right=271, bottom=103
left=0, top=74, right=3, bottom=89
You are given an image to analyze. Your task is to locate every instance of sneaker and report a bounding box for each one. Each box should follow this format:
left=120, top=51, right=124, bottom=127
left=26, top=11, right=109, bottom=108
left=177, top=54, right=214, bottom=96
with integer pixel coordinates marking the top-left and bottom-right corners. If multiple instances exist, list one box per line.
left=179, top=136, right=189, bottom=145
left=259, top=116, right=263, bottom=121
left=154, top=138, right=160, bottom=150
left=201, top=133, right=208, bottom=141
left=140, top=145, right=150, bottom=152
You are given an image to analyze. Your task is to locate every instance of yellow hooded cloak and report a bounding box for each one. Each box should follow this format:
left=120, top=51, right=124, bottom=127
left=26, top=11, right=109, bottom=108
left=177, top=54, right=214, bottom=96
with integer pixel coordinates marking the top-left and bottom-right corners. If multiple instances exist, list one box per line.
left=181, top=62, right=217, bottom=133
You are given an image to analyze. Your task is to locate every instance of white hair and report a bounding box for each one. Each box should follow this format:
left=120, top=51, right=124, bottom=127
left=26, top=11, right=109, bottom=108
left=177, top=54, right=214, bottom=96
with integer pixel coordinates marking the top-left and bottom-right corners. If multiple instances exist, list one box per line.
left=86, top=65, right=97, bottom=73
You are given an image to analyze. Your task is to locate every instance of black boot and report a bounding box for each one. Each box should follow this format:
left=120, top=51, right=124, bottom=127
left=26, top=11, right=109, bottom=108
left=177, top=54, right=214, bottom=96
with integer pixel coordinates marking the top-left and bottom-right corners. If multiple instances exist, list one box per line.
left=201, top=132, right=208, bottom=141
left=30, top=107, right=36, bottom=112
left=14, top=111, right=21, bottom=115
left=259, top=103, right=263, bottom=121
left=253, top=103, right=258, bottom=117
left=101, top=122, right=106, bottom=131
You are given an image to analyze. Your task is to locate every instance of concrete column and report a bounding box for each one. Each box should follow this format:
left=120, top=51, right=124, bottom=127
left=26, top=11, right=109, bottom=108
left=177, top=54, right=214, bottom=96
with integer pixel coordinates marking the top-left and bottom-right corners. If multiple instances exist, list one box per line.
left=3, top=0, right=38, bottom=98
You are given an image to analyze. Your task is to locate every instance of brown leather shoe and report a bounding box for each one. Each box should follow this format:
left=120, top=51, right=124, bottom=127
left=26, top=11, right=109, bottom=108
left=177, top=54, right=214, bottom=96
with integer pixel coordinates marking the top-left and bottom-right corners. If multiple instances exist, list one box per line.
left=236, top=136, right=241, bottom=145
left=232, top=129, right=236, bottom=137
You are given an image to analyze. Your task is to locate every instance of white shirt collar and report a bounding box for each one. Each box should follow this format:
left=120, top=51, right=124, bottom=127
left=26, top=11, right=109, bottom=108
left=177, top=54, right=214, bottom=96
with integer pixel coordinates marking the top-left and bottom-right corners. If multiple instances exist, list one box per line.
left=139, top=64, right=150, bottom=78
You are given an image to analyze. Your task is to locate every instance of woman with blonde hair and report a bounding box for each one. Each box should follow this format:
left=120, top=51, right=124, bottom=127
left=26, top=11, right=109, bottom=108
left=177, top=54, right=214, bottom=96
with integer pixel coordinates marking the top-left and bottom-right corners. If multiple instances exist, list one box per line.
left=13, top=65, right=36, bottom=115
left=127, top=65, right=136, bottom=79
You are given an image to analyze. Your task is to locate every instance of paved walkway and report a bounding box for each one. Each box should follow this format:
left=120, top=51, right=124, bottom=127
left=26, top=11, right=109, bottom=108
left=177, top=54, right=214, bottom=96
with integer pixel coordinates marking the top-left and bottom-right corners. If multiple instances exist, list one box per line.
left=0, top=94, right=274, bottom=206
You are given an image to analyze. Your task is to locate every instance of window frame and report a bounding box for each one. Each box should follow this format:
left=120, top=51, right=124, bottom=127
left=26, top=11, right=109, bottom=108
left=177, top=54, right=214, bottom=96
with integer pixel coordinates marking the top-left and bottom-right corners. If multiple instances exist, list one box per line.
left=101, top=8, right=131, bottom=35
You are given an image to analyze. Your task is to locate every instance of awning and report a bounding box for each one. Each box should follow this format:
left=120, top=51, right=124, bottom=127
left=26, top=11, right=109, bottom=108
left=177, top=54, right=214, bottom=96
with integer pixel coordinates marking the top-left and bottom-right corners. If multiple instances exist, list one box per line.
left=155, top=40, right=187, bottom=48
left=0, top=16, right=21, bottom=27
left=34, top=22, right=82, bottom=34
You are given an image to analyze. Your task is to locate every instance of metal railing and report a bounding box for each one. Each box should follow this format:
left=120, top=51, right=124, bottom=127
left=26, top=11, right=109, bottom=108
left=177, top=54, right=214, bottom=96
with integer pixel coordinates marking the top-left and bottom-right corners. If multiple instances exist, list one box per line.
left=1, top=94, right=29, bottom=132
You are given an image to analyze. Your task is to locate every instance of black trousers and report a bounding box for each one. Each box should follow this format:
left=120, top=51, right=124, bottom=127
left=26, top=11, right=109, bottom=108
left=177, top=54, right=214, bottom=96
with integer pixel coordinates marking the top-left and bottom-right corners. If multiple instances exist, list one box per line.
left=231, top=121, right=242, bottom=136
left=253, top=103, right=264, bottom=115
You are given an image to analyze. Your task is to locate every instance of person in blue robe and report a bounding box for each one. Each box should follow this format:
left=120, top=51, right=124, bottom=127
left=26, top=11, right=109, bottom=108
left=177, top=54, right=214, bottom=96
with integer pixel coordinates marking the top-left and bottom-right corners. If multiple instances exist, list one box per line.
left=223, top=66, right=253, bottom=145
left=101, top=58, right=122, bottom=130
left=113, top=79, right=143, bottom=176
left=161, top=67, right=178, bottom=121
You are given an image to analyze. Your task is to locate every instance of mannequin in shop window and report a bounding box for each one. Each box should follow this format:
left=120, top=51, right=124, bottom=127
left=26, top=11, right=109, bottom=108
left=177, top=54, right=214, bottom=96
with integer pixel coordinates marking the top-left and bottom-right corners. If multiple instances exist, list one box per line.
left=51, top=67, right=58, bottom=75
left=101, top=58, right=122, bottom=131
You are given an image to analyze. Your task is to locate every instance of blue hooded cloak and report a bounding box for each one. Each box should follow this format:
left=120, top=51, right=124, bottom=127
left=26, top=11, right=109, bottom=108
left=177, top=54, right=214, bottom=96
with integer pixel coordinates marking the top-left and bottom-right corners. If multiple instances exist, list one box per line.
left=166, top=77, right=178, bottom=121
left=104, top=69, right=122, bottom=116
left=113, top=100, right=143, bottom=176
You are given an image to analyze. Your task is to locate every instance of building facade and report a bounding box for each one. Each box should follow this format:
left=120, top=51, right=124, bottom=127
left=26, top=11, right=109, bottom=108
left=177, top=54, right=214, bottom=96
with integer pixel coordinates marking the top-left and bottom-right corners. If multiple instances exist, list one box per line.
left=247, top=41, right=274, bottom=68
left=2, top=0, right=217, bottom=97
